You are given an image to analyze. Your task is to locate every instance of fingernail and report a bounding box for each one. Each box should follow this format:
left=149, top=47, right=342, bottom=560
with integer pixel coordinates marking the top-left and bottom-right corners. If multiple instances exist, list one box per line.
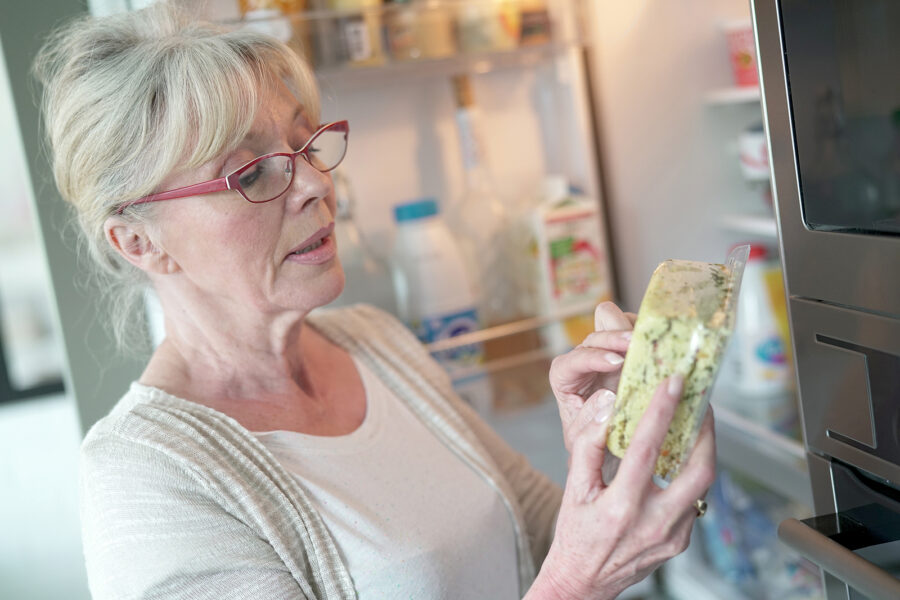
left=668, top=374, right=684, bottom=397
left=605, top=352, right=624, bottom=365
left=620, top=331, right=633, bottom=341
left=595, top=390, right=616, bottom=423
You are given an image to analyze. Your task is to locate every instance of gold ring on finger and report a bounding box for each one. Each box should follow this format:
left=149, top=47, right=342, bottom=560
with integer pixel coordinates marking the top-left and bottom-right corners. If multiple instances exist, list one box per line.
left=694, top=498, right=708, bottom=518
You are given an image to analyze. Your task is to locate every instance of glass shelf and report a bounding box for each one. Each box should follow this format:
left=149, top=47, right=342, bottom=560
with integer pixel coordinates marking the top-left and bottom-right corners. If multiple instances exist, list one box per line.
left=712, top=397, right=813, bottom=507
left=705, top=86, right=761, bottom=106
left=721, top=213, right=778, bottom=238
left=430, top=300, right=596, bottom=381
left=226, top=0, right=587, bottom=86
left=316, top=41, right=578, bottom=91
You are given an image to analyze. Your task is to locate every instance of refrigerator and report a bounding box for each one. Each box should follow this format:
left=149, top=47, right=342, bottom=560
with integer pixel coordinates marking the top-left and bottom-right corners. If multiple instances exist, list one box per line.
left=0, top=0, right=845, bottom=598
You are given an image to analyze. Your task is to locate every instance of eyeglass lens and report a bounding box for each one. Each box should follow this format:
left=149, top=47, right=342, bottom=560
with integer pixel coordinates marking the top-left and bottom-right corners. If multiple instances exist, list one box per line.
left=238, top=125, right=347, bottom=203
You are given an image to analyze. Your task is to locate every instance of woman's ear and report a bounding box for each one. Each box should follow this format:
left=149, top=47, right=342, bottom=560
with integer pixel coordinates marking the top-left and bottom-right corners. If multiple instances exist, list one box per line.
left=104, top=216, right=180, bottom=275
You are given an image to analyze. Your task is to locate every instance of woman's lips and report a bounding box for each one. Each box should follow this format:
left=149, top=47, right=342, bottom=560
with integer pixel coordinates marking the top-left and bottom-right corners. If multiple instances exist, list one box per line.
left=285, top=224, right=336, bottom=265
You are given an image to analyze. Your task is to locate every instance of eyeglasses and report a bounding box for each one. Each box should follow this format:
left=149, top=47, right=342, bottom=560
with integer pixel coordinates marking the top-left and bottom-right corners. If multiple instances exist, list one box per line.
left=115, top=120, right=349, bottom=214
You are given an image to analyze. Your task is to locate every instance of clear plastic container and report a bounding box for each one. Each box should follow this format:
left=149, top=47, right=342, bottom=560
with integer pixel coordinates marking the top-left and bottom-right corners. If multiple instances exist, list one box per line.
left=607, top=245, right=750, bottom=479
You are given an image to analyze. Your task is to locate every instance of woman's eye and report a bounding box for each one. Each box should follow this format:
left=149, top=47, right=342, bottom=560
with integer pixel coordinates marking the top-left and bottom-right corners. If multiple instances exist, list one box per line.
left=238, top=164, right=264, bottom=189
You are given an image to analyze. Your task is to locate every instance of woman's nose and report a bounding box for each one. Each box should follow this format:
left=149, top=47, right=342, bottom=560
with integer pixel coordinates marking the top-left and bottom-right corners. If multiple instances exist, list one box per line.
left=287, top=155, right=332, bottom=212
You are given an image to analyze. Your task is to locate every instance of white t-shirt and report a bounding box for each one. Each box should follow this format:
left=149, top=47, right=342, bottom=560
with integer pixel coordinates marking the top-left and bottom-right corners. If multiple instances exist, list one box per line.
left=253, top=359, right=519, bottom=599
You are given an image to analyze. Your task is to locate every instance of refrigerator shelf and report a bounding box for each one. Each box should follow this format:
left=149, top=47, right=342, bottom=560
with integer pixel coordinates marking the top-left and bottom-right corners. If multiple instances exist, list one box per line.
left=223, top=0, right=590, bottom=91
left=712, top=401, right=813, bottom=507
left=316, top=41, right=583, bottom=91
left=428, top=299, right=596, bottom=384
left=721, top=213, right=778, bottom=239
left=705, top=85, right=761, bottom=106
left=426, top=299, right=596, bottom=353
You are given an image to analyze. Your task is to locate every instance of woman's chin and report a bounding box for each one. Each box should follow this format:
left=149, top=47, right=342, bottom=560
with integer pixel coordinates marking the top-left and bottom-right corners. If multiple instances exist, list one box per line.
left=313, top=266, right=346, bottom=309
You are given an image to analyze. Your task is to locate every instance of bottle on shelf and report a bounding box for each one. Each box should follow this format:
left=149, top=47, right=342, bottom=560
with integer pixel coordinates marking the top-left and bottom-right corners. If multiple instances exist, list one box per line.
left=446, top=73, right=529, bottom=326
left=390, top=198, right=492, bottom=412
left=329, top=170, right=398, bottom=315
left=719, top=244, right=797, bottom=433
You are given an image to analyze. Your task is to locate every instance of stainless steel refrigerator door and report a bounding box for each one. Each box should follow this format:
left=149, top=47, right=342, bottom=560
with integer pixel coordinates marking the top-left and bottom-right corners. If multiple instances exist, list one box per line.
left=790, top=298, right=900, bottom=485
left=752, top=0, right=900, bottom=319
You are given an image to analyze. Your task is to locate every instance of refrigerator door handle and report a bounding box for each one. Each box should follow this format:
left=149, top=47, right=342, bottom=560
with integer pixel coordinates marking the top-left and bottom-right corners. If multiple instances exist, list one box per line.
left=778, top=517, right=900, bottom=600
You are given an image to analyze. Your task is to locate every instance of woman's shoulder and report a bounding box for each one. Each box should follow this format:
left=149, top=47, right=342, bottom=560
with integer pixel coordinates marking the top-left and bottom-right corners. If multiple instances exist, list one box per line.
left=81, top=382, right=247, bottom=471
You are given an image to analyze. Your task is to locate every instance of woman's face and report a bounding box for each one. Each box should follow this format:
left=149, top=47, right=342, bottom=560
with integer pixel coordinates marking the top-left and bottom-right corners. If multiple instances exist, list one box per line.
left=151, top=83, right=344, bottom=317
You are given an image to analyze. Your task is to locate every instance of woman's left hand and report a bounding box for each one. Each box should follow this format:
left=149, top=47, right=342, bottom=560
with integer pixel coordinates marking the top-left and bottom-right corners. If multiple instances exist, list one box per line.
left=549, top=302, right=637, bottom=453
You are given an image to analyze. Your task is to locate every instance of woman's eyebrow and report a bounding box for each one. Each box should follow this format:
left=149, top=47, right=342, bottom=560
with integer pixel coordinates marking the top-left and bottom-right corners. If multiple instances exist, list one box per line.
left=242, top=106, right=306, bottom=145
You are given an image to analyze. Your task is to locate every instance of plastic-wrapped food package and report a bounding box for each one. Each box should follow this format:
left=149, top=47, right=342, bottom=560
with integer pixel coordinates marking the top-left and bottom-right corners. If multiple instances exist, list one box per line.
left=607, top=245, right=750, bottom=479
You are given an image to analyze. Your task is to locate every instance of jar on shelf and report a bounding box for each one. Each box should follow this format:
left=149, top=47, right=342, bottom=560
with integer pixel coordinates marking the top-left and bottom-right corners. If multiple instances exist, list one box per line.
left=456, top=0, right=520, bottom=54
left=330, top=0, right=387, bottom=67
left=385, top=0, right=457, bottom=62
left=415, top=0, right=456, bottom=59
left=384, top=0, right=420, bottom=61
left=518, top=0, right=552, bottom=46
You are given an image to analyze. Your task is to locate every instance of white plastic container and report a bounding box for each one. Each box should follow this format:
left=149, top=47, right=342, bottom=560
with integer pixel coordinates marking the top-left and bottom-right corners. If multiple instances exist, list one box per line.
left=391, top=198, right=491, bottom=411
left=731, top=245, right=792, bottom=397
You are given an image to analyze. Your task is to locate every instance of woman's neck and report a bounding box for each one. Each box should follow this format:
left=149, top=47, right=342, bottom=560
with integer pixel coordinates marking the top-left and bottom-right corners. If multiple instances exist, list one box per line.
left=141, top=290, right=324, bottom=406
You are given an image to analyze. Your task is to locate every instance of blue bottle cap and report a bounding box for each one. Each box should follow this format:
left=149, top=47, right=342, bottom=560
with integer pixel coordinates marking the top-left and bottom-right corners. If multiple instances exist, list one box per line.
left=393, top=198, right=439, bottom=223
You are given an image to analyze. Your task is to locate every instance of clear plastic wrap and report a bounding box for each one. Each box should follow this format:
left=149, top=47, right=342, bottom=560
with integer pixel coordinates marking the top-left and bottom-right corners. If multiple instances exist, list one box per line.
left=607, top=245, right=750, bottom=479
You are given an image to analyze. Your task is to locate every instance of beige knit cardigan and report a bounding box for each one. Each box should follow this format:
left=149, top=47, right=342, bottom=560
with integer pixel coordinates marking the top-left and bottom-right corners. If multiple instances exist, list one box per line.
left=80, top=304, right=563, bottom=599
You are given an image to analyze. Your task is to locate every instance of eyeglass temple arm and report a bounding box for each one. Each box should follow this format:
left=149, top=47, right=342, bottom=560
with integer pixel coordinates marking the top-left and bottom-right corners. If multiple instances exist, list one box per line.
left=116, top=177, right=230, bottom=214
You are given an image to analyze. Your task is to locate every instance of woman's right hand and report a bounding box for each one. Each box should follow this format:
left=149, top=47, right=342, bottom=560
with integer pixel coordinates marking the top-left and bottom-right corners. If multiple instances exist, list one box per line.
left=524, top=375, right=717, bottom=600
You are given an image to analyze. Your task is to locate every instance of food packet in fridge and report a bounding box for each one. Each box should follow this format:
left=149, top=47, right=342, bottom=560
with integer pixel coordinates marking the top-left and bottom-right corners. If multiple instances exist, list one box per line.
left=607, top=245, right=750, bottom=480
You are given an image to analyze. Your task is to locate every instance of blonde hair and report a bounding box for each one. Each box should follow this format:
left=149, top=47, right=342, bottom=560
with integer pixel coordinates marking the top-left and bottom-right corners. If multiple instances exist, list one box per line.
left=33, top=2, right=320, bottom=349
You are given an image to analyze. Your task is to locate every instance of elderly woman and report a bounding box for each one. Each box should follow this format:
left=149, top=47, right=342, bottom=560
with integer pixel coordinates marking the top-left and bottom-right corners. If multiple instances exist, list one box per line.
left=35, top=5, right=715, bottom=600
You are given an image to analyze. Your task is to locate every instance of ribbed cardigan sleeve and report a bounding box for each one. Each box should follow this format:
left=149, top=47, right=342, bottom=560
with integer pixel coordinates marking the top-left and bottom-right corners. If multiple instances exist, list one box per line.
left=80, top=431, right=308, bottom=600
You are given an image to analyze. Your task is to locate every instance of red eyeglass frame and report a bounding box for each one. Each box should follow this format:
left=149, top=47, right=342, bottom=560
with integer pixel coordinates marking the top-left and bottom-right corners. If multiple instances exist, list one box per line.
left=115, top=120, right=349, bottom=215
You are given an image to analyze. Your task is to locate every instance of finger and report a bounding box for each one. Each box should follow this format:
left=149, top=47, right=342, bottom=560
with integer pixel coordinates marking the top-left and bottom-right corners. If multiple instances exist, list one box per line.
left=566, top=394, right=617, bottom=501
left=579, top=330, right=632, bottom=353
left=594, top=301, right=634, bottom=332
left=664, top=407, right=717, bottom=510
left=566, top=388, right=616, bottom=451
left=550, top=346, right=629, bottom=392
left=613, top=375, right=684, bottom=493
